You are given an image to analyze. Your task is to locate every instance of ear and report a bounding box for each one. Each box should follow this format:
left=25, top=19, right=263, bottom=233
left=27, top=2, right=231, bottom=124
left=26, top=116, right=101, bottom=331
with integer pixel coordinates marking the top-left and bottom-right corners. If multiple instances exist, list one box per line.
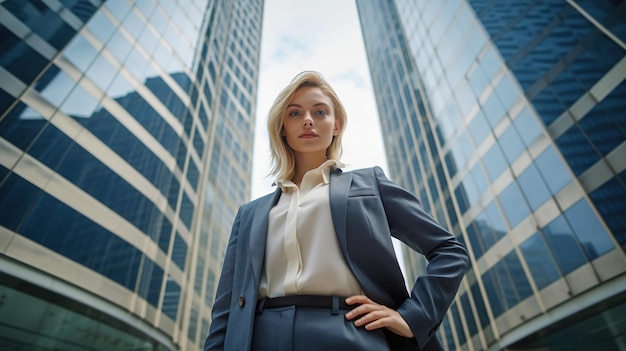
left=333, top=121, right=340, bottom=136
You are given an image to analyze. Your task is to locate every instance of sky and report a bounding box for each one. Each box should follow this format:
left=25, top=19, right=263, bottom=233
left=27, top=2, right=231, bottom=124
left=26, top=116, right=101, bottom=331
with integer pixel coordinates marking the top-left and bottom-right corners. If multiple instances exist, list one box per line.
left=250, top=0, right=389, bottom=199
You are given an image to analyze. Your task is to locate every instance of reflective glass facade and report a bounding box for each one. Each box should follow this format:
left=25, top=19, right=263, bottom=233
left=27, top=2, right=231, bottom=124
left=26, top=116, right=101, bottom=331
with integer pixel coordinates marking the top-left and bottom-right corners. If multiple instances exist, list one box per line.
left=0, top=0, right=263, bottom=349
left=356, top=0, right=626, bottom=350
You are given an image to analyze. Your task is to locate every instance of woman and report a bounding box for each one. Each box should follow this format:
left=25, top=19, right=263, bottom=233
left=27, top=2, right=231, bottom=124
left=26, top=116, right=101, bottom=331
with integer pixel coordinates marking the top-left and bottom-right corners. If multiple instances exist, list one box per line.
left=204, top=71, right=469, bottom=351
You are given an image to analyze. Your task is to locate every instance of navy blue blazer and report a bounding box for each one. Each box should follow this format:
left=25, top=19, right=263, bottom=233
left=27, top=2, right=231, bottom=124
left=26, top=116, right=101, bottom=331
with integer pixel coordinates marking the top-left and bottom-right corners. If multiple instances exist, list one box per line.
left=205, top=166, right=469, bottom=350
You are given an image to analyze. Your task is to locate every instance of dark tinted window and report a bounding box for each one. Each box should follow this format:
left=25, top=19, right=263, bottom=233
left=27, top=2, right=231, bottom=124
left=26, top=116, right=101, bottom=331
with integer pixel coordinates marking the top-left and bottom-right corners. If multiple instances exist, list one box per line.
left=162, top=278, right=181, bottom=320
left=564, top=199, right=615, bottom=259
left=589, top=173, right=626, bottom=247
left=3, top=0, right=76, bottom=50
left=0, top=24, right=49, bottom=84
left=535, top=146, right=572, bottom=193
left=0, top=173, right=43, bottom=230
left=543, top=215, right=587, bottom=274
left=0, top=102, right=47, bottom=150
left=171, top=233, right=188, bottom=271
left=17, top=187, right=142, bottom=290
left=520, top=232, right=561, bottom=289
left=137, top=258, right=164, bottom=307
left=579, top=81, right=626, bottom=156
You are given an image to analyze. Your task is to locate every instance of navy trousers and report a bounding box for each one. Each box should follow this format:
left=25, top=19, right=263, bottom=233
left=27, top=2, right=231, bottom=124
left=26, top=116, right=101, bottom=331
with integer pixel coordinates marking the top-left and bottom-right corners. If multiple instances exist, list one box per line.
left=251, top=303, right=391, bottom=351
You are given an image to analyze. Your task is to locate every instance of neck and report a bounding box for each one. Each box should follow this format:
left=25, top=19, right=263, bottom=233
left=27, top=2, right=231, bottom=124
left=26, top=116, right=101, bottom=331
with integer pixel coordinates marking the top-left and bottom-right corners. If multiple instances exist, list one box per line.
left=291, top=152, right=328, bottom=186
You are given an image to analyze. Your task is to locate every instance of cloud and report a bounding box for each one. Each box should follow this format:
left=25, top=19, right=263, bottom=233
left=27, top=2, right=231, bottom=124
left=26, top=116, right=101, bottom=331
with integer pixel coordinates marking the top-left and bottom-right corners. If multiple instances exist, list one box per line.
left=251, top=0, right=388, bottom=199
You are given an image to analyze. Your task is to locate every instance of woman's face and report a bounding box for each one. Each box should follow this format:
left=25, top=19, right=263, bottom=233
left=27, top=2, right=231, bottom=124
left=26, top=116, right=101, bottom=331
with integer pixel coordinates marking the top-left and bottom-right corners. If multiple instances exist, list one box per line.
left=282, top=86, right=339, bottom=158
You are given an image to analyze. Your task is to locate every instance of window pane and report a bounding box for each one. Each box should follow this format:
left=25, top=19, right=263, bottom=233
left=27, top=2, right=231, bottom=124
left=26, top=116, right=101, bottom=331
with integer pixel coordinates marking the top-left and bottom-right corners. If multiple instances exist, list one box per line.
left=483, top=144, right=508, bottom=181
left=450, top=303, right=466, bottom=345
left=577, top=0, right=626, bottom=43
left=162, top=277, right=181, bottom=320
left=137, top=259, right=163, bottom=307
left=124, top=48, right=150, bottom=81
left=485, top=200, right=507, bottom=236
left=28, top=124, right=73, bottom=169
left=499, top=124, right=525, bottom=164
left=535, top=146, right=572, bottom=194
left=589, top=175, right=626, bottom=247
left=503, top=250, right=533, bottom=303
left=467, top=220, right=485, bottom=259
left=555, top=126, right=600, bottom=175
left=0, top=173, right=42, bottom=231
left=482, top=268, right=505, bottom=317
left=521, top=233, right=561, bottom=289
left=456, top=184, right=471, bottom=214
left=513, top=107, right=542, bottom=147
left=36, top=67, right=75, bottom=107
left=471, top=282, right=490, bottom=327
left=480, top=47, right=500, bottom=80
left=122, top=9, right=144, bottom=37
left=86, top=55, right=117, bottom=91
left=468, top=64, right=490, bottom=97
left=564, top=199, right=615, bottom=259
left=456, top=82, right=477, bottom=116
left=87, top=10, right=116, bottom=43
left=482, top=92, right=506, bottom=127
left=171, top=233, right=188, bottom=271
left=106, top=0, right=131, bottom=21
left=107, top=31, right=133, bottom=62
left=579, top=81, right=626, bottom=156
left=60, top=83, right=99, bottom=118
left=518, top=163, right=551, bottom=211
left=64, top=35, right=98, bottom=71
left=460, top=293, right=478, bottom=336
left=499, top=181, right=530, bottom=228
left=0, top=102, right=47, bottom=150
left=4, top=0, right=76, bottom=50
left=543, top=216, right=587, bottom=274
left=470, top=164, right=489, bottom=199
left=468, top=110, right=491, bottom=147
left=442, top=318, right=455, bottom=350
left=495, top=74, right=519, bottom=112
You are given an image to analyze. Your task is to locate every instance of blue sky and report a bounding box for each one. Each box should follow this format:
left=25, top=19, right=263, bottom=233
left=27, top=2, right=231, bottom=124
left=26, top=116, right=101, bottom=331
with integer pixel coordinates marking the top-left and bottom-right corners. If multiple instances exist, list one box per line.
left=250, top=0, right=389, bottom=199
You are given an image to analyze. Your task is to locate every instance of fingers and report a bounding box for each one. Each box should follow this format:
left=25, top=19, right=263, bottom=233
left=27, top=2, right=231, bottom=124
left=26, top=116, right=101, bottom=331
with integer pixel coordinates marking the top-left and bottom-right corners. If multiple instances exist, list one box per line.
left=344, top=295, right=415, bottom=338
left=345, top=295, right=373, bottom=306
left=351, top=309, right=387, bottom=328
left=344, top=296, right=383, bottom=322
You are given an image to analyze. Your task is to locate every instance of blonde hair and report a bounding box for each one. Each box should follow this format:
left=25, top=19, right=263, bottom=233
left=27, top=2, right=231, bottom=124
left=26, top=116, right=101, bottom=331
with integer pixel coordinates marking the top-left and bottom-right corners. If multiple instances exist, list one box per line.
left=267, top=71, right=347, bottom=181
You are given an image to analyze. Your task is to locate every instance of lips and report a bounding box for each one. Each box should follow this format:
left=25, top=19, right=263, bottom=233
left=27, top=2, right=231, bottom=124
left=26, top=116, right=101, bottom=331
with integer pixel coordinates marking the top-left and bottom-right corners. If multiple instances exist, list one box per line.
left=299, top=132, right=318, bottom=138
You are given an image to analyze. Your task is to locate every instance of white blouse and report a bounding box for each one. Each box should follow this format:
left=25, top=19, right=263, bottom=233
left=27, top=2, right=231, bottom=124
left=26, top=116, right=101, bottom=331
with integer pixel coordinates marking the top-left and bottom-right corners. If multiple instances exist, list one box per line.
left=258, top=160, right=363, bottom=298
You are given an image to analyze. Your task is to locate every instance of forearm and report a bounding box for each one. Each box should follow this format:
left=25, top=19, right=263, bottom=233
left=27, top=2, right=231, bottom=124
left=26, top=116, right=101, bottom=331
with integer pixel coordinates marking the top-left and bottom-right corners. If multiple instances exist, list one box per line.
left=375, top=166, right=470, bottom=346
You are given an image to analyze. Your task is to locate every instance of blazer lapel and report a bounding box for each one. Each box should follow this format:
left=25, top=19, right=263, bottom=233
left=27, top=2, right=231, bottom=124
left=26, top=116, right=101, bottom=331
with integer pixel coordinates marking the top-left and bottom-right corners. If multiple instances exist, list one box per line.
left=250, top=188, right=282, bottom=285
left=329, top=168, right=352, bottom=256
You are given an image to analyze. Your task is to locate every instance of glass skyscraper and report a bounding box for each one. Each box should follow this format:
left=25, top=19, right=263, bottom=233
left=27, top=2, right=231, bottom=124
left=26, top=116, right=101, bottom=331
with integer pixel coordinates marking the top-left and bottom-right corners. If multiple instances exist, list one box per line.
left=357, top=0, right=625, bottom=350
left=0, top=0, right=263, bottom=349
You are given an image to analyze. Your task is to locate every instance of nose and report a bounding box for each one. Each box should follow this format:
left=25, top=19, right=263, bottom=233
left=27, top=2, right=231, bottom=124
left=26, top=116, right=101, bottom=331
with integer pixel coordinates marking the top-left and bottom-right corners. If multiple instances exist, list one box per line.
left=303, top=113, right=314, bottom=128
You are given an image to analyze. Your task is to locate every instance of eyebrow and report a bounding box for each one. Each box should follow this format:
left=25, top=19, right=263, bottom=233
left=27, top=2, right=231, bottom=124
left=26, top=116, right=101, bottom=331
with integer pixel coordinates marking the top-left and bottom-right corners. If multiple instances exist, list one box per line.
left=286, top=102, right=330, bottom=108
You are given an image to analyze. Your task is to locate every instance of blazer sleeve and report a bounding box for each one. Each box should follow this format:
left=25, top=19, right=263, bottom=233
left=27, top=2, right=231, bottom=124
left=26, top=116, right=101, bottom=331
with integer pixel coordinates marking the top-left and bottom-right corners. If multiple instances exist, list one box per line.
left=374, top=167, right=469, bottom=349
left=203, top=206, right=242, bottom=351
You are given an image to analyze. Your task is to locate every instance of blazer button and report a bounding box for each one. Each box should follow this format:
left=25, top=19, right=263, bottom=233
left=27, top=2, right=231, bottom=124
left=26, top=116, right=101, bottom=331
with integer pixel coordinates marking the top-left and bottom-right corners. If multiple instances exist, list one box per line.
left=238, top=295, right=245, bottom=307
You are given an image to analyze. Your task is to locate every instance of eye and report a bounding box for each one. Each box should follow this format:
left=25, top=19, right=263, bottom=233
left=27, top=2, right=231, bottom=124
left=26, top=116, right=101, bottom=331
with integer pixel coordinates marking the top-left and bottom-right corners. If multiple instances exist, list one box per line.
left=288, top=110, right=301, bottom=117
left=314, top=109, right=328, bottom=116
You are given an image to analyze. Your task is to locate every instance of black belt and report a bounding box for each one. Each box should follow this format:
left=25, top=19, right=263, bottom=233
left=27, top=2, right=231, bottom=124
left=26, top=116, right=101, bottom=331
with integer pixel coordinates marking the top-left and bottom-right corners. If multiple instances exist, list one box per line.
left=257, top=295, right=356, bottom=312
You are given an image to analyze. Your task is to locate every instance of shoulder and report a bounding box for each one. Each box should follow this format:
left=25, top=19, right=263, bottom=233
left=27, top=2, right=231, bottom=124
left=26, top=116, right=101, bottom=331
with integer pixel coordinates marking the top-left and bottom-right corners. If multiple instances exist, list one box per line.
left=332, top=166, right=393, bottom=193
left=238, top=189, right=279, bottom=212
left=342, top=166, right=388, bottom=182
